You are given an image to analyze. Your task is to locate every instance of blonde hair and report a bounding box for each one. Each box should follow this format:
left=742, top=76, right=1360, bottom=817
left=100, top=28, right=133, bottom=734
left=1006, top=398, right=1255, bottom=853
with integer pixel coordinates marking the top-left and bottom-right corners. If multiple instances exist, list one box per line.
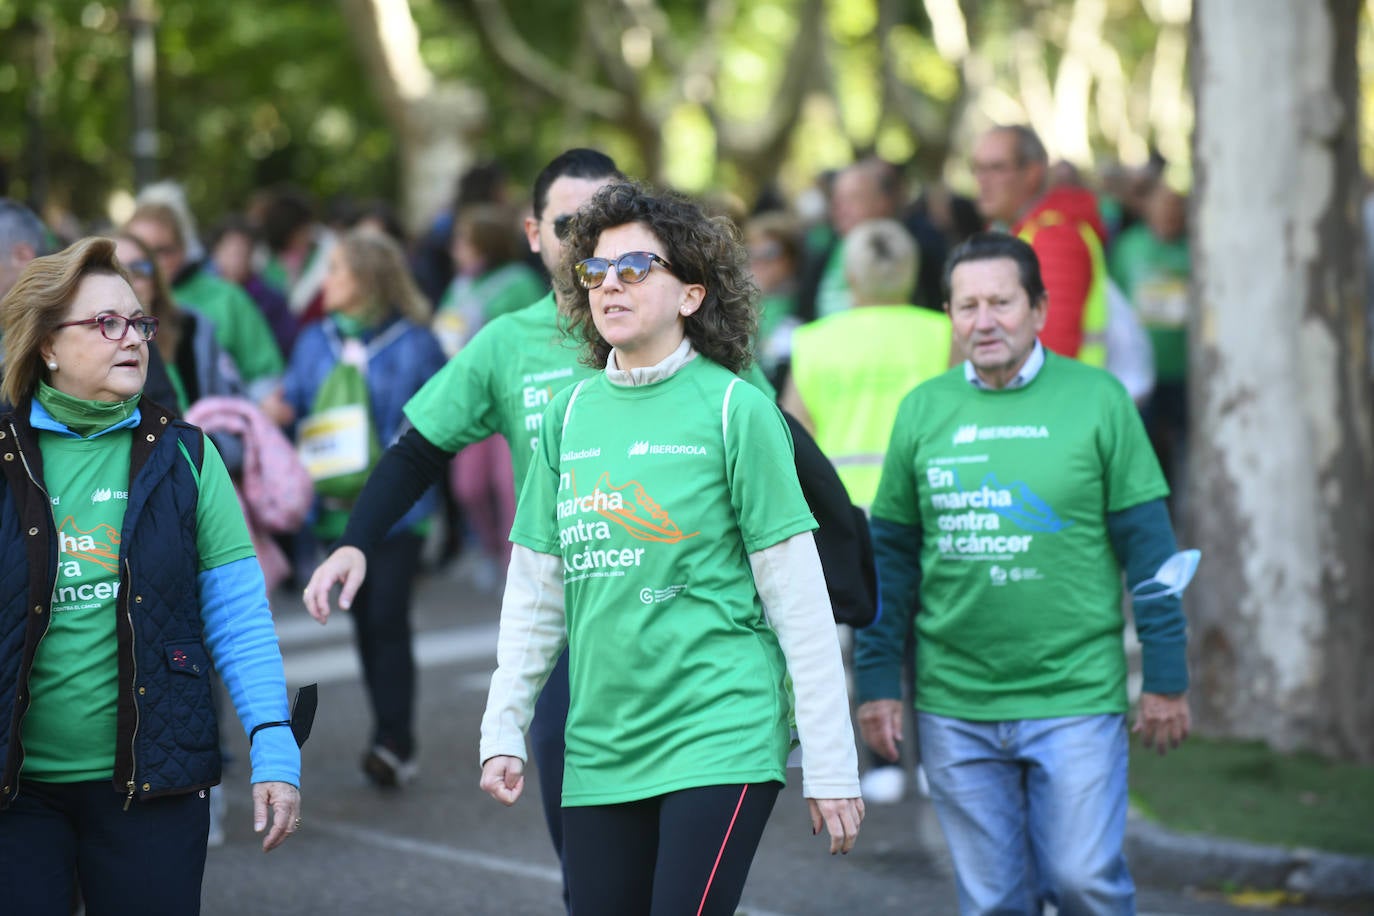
left=337, top=227, right=430, bottom=324
left=0, top=237, right=134, bottom=405
left=843, top=219, right=918, bottom=306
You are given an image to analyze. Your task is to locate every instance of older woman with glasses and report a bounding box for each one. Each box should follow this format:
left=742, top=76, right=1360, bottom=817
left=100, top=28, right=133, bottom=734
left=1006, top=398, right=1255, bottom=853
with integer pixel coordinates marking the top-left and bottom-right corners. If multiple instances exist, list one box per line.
left=479, top=182, right=863, bottom=915
left=0, top=238, right=301, bottom=915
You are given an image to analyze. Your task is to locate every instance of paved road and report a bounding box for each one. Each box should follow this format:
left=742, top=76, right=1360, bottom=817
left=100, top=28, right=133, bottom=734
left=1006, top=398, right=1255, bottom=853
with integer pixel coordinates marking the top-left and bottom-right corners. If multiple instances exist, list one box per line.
left=200, top=559, right=1345, bottom=915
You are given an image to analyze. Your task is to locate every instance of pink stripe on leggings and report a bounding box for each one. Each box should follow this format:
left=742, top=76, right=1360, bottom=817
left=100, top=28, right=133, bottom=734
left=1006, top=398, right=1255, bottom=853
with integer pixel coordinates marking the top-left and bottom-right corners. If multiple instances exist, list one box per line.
left=696, top=785, right=750, bottom=916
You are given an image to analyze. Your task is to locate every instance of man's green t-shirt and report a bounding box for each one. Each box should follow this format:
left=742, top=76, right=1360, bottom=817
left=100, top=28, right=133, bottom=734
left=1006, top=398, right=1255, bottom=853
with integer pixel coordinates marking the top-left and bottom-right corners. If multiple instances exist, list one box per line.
left=23, top=428, right=255, bottom=781
left=175, top=269, right=285, bottom=385
left=405, top=293, right=596, bottom=489
left=871, top=353, right=1169, bottom=720
left=512, top=356, right=816, bottom=806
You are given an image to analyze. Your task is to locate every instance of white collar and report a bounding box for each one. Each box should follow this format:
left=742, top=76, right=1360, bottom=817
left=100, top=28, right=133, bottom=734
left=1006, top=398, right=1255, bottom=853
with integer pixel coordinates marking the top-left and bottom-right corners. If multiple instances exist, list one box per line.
left=963, top=339, right=1045, bottom=390
left=605, top=338, right=696, bottom=386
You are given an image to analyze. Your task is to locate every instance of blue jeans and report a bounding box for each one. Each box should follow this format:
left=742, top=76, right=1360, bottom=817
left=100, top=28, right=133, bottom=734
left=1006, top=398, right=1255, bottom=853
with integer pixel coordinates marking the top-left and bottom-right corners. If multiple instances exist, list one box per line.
left=917, top=712, right=1135, bottom=916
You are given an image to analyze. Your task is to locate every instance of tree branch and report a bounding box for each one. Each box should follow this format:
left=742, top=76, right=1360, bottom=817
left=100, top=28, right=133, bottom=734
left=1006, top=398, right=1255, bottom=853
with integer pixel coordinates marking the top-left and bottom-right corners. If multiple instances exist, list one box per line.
left=454, top=0, right=629, bottom=118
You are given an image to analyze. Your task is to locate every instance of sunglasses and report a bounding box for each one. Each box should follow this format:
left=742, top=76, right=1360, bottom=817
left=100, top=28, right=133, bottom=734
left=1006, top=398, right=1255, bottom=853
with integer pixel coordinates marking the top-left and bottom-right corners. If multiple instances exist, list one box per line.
left=552, top=214, right=573, bottom=241
left=125, top=259, right=156, bottom=278
left=573, top=251, right=675, bottom=290
left=56, top=314, right=160, bottom=341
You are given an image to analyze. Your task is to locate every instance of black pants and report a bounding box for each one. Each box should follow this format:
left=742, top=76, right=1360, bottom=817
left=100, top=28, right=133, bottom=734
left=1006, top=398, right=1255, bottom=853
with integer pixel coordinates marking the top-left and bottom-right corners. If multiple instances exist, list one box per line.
left=529, top=648, right=571, bottom=906
left=350, top=531, right=423, bottom=758
left=563, top=782, right=782, bottom=916
left=0, top=779, right=209, bottom=915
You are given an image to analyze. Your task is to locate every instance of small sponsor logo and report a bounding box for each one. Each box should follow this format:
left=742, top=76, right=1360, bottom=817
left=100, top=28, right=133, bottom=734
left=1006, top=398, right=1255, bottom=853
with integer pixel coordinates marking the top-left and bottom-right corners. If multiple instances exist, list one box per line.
left=627, top=441, right=707, bottom=457
left=952, top=424, right=1050, bottom=446
left=989, top=565, right=1008, bottom=586
left=640, top=585, right=687, bottom=605
left=90, top=488, right=128, bottom=504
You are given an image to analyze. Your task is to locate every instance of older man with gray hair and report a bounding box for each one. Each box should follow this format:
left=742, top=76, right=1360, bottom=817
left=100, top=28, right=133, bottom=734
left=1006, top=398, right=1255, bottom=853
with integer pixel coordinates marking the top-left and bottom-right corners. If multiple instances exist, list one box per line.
left=0, top=198, right=46, bottom=302
left=0, top=199, right=48, bottom=378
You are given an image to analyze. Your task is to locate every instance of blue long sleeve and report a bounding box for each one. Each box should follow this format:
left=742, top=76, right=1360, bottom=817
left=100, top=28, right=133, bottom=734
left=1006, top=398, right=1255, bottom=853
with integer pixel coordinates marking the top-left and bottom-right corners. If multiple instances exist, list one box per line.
left=199, top=557, right=301, bottom=786
left=1105, top=498, right=1190, bottom=695
left=852, top=517, right=923, bottom=703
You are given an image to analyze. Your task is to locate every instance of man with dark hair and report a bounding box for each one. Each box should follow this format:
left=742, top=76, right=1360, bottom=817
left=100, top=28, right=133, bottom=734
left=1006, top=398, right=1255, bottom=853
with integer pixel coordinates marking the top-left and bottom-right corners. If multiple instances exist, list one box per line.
left=301, top=148, right=624, bottom=904
left=972, top=125, right=1110, bottom=367
left=854, top=233, right=1191, bottom=915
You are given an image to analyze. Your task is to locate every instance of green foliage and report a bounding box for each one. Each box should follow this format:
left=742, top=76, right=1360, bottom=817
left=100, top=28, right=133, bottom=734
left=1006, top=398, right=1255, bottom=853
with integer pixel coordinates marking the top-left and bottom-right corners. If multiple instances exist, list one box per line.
left=0, top=0, right=1196, bottom=230
left=0, top=0, right=395, bottom=228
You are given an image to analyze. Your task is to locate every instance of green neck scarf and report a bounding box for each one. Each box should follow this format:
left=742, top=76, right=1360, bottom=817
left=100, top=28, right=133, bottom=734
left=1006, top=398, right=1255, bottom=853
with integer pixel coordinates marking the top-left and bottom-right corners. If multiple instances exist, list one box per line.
left=330, top=310, right=381, bottom=340
left=35, top=381, right=140, bottom=438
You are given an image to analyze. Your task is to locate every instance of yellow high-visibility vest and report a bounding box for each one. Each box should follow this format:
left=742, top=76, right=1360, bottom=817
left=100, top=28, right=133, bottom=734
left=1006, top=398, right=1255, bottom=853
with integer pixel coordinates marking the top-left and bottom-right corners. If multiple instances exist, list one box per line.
left=790, top=306, right=952, bottom=507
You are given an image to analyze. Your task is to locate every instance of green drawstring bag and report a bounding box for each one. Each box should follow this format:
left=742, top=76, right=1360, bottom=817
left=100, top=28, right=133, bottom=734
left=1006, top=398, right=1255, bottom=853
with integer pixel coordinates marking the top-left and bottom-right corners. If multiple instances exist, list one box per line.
left=297, top=353, right=382, bottom=500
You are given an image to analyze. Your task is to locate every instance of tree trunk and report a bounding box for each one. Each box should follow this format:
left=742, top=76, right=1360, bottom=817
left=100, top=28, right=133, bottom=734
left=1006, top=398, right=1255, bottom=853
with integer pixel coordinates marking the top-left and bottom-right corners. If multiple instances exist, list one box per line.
left=1189, top=0, right=1374, bottom=762
left=337, top=0, right=485, bottom=234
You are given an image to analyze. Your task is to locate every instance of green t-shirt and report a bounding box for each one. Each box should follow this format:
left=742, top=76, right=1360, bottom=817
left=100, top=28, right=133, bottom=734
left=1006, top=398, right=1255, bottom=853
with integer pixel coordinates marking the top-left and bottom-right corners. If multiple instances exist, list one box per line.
left=871, top=353, right=1169, bottom=720
left=405, top=293, right=596, bottom=489
left=22, top=427, right=255, bottom=781
left=407, top=293, right=778, bottom=494
left=175, top=270, right=285, bottom=384
left=512, top=356, right=817, bottom=806
left=1107, top=226, right=1191, bottom=382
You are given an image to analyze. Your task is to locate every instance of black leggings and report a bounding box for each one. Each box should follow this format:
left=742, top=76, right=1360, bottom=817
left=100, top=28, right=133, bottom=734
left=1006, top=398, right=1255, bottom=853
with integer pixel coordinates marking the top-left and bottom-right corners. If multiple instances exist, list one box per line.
left=562, top=781, right=782, bottom=916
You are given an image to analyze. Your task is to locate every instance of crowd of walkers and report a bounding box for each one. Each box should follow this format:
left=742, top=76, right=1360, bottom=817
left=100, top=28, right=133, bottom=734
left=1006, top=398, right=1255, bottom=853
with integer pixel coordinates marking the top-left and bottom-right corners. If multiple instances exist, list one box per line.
left=0, top=127, right=1195, bottom=915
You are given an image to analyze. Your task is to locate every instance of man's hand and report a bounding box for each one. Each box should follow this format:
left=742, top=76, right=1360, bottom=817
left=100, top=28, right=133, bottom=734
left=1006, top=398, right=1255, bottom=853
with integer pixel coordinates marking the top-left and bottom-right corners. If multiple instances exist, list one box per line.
left=1133, top=692, right=1191, bottom=756
left=807, top=797, right=865, bottom=855
left=479, top=755, right=525, bottom=806
left=302, top=547, right=367, bottom=623
left=857, top=699, right=904, bottom=763
left=252, top=781, right=301, bottom=853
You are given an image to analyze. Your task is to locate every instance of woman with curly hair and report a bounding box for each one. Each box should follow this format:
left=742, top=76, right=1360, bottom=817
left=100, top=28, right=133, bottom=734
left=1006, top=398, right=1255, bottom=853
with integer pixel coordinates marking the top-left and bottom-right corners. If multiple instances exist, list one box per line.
left=478, top=182, right=863, bottom=914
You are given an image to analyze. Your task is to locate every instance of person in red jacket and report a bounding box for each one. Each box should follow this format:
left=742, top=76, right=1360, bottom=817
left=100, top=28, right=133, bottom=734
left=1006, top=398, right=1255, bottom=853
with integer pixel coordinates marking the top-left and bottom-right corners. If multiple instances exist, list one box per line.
left=972, top=126, right=1109, bottom=364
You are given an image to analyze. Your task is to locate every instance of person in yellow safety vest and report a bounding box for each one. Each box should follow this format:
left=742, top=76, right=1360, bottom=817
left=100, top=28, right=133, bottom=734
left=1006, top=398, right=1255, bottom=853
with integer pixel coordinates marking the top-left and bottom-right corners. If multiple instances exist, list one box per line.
left=972, top=125, right=1109, bottom=366
left=781, top=219, right=954, bottom=509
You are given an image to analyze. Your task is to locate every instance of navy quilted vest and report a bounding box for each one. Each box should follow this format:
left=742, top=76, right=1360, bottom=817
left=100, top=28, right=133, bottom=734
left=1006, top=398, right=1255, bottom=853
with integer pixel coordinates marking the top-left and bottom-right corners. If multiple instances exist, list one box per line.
left=0, top=399, right=220, bottom=807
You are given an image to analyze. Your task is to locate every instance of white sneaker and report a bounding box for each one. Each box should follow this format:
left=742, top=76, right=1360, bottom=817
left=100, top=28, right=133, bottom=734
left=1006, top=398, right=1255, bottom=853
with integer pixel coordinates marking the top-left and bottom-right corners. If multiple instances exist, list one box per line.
left=860, top=766, right=907, bottom=804
left=362, top=745, right=419, bottom=788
